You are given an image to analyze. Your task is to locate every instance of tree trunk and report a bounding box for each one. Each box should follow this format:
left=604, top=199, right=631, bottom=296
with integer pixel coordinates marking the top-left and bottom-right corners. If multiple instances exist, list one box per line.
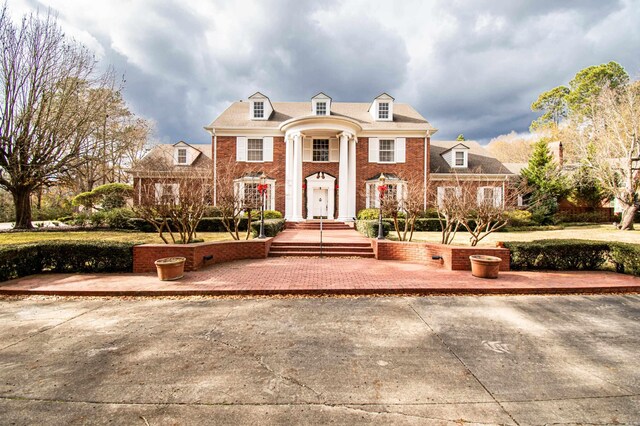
left=619, top=204, right=638, bottom=230
left=12, top=188, right=33, bottom=229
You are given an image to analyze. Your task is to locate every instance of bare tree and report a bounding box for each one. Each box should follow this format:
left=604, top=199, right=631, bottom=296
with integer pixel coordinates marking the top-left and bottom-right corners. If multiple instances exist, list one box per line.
left=436, top=173, right=521, bottom=246
left=382, top=170, right=425, bottom=242
left=575, top=82, right=640, bottom=230
left=133, top=153, right=211, bottom=244
left=0, top=6, right=114, bottom=228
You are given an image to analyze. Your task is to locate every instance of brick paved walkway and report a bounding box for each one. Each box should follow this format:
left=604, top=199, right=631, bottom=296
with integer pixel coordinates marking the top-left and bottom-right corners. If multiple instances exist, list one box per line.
left=0, top=257, right=638, bottom=296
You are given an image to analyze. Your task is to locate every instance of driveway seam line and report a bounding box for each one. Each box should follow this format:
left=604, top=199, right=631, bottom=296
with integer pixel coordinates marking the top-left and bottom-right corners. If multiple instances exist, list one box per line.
left=408, top=302, right=521, bottom=426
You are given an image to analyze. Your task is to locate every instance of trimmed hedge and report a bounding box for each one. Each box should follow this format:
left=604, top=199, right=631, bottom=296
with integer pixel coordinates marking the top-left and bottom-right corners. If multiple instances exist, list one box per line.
left=0, top=241, right=136, bottom=282
left=504, top=239, right=640, bottom=276
left=356, top=220, right=391, bottom=238
left=250, top=219, right=285, bottom=237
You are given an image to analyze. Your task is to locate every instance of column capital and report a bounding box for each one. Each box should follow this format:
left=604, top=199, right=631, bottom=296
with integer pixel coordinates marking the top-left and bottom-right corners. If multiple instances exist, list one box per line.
left=286, top=131, right=303, bottom=142
left=338, top=131, right=354, bottom=141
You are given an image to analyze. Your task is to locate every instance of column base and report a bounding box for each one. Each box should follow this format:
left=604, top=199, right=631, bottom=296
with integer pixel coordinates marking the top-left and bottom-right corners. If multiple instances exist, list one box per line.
left=337, top=216, right=353, bottom=223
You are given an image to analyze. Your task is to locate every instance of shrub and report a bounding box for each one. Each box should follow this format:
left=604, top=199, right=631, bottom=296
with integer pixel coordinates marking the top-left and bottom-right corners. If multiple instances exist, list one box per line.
left=72, top=212, right=90, bottom=227
left=420, top=208, right=440, bottom=218
left=89, top=211, right=107, bottom=227
left=355, top=220, right=390, bottom=238
left=262, top=210, right=283, bottom=219
left=0, top=241, right=136, bottom=282
left=250, top=219, right=285, bottom=237
left=104, top=208, right=136, bottom=229
left=357, top=209, right=380, bottom=220
left=504, top=240, right=611, bottom=271
left=609, top=243, right=640, bottom=276
left=505, top=210, right=534, bottom=227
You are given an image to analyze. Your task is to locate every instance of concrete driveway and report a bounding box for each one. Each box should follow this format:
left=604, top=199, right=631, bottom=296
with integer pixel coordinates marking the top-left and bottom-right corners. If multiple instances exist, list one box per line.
left=1, top=294, right=639, bottom=425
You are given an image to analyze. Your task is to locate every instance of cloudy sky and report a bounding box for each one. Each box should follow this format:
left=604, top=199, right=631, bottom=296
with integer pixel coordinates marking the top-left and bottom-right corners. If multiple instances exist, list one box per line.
left=7, top=0, right=640, bottom=145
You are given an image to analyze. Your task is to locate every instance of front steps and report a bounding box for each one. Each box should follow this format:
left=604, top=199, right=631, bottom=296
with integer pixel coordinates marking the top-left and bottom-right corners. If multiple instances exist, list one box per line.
left=269, top=241, right=375, bottom=258
left=285, top=221, right=351, bottom=230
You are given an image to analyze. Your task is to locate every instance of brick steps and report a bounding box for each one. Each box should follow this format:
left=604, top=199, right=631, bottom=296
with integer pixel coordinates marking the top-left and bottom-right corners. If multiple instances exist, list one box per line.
left=285, top=221, right=352, bottom=230
left=269, top=240, right=375, bottom=258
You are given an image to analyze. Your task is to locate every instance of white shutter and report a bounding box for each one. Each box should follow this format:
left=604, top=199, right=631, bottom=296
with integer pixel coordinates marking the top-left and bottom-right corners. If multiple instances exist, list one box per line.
left=329, top=138, right=339, bottom=162
left=395, top=137, right=406, bottom=163
left=303, top=138, right=312, bottom=161
left=154, top=183, right=163, bottom=203
left=437, top=187, right=444, bottom=206
left=455, top=187, right=462, bottom=197
left=263, top=137, right=273, bottom=162
left=477, top=187, right=484, bottom=205
left=236, top=137, right=247, bottom=162
left=172, top=184, right=180, bottom=204
left=493, top=186, right=503, bottom=207
left=369, top=138, right=379, bottom=163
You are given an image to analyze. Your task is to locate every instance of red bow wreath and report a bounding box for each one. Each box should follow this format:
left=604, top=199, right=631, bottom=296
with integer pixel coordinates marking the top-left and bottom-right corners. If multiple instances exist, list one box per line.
left=257, top=183, right=269, bottom=195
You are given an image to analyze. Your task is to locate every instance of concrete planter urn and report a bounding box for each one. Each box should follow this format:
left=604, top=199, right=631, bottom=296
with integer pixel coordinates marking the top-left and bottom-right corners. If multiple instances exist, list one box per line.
left=469, top=255, right=502, bottom=279
left=154, top=257, right=186, bottom=281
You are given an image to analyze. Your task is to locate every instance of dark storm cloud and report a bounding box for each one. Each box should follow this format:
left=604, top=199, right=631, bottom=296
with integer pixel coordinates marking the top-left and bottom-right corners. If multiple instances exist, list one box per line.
left=10, top=0, right=638, bottom=144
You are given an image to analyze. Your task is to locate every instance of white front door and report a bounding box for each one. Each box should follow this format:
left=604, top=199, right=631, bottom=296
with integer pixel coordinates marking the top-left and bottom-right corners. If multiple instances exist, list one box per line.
left=312, top=188, right=328, bottom=218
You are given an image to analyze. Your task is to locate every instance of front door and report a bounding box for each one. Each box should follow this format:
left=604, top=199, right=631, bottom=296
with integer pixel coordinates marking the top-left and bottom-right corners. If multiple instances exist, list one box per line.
left=312, top=188, right=328, bottom=218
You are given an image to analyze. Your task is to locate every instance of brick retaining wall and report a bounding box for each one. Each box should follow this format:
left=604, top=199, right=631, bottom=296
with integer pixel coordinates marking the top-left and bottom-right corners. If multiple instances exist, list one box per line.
left=133, top=238, right=273, bottom=273
left=371, top=239, right=510, bottom=271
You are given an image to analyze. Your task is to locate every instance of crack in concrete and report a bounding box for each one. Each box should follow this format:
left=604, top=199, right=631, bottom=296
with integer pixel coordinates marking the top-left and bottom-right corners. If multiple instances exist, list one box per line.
left=408, top=302, right=522, bottom=426
left=329, top=403, right=514, bottom=426
left=0, top=303, right=105, bottom=352
left=203, top=335, right=323, bottom=400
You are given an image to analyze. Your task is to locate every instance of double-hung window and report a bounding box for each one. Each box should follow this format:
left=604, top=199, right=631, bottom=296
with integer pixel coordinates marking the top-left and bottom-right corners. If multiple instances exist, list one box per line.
left=312, top=139, right=329, bottom=162
left=379, top=139, right=395, bottom=163
left=247, top=139, right=263, bottom=162
left=253, top=101, right=264, bottom=118
left=316, top=102, right=327, bottom=116
left=243, top=182, right=262, bottom=209
left=177, top=148, right=187, bottom=164
left=455, top=151, right=465, bottom=167
left=378, top=102, right=389, bottom=119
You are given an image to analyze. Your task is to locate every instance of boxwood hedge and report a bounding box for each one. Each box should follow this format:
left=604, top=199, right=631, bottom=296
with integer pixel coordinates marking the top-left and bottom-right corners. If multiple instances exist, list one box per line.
left=0, top=241, right=136, bottom=282
left=503, top=239, right=640, bottom=276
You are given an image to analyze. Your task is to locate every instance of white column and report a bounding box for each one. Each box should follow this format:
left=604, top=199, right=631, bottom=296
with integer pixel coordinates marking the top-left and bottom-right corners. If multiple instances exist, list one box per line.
left=338, top=132, right=350, bottom=222
left=347, top=136, right=357, bottom=220
left=291, top=133, right=304, bottom=221
left=284, top=136, right=293, bottom=220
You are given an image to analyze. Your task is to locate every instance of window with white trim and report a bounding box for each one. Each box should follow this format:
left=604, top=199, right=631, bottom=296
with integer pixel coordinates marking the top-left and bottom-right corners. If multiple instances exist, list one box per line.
left=477, top=186, right=503, bottom=207
left=365, top=180, right=405, bottom=209
left=379, top=139, right=395, bottom=163
left=378, top=102, right=389, bottom=119
left=316, top=102, right=327, bottom=116
left=155, top=183, right=179, bottom=204
left=247, top=139, right=263, bottom=162
left=453, top=150, right=468, bottom=167
left=177, top=148, right=187, bottom=164
left=437, top=186, right=462, bottom=207
left=234, top=177, right=275, bottom=211
left=312, top=139, right=329, bottom=162
left=253, top=101, right=264, bottom=118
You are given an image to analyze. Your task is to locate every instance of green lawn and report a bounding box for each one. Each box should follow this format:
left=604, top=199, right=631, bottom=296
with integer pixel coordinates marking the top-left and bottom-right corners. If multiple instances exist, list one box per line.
left=0, top=231, right=237, bottom=245
left=402, top=224, right=640, bottom=246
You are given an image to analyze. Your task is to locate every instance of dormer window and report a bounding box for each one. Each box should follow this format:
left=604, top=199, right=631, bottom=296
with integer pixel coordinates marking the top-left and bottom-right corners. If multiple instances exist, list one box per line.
left=311, top=92, right=332, bottom=116
left=378, top=102, right=389, bottom=120
left=253, top=101, right=264, bottom=119
left=316, top=102, right=327, bottom=116
left=453, top=150, right=468, bottom=168
left=177, top=148, right=187, bottom=164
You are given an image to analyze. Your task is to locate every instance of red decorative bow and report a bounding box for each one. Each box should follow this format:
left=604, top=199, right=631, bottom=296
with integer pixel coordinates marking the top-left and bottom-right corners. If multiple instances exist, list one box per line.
left=257, top=184, right=269, bottom=195
left=378, top=185, right=388, bottom=193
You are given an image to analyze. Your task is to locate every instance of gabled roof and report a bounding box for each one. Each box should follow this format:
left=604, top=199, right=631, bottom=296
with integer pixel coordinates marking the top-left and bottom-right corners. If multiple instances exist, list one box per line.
left=248, top=92, right=274, bottom=109
left=374, top=92, right=395, bottom=100
left=441, top=142, right=470, bottom=154
left=430, top=140, right=513, bottom=175
left=130, top=143, right=212, bottom=174
left=207, top=101, right=436, bottom=132
left=312, top=92, right=332, bottom=100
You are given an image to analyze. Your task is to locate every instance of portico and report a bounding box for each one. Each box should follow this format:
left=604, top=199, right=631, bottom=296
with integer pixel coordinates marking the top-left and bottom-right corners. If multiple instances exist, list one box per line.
left=281, top=116, right=361, bottom=222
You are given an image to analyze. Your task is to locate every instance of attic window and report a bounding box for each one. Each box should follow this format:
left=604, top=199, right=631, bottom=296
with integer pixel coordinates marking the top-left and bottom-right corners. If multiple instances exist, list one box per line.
left=453, top=150, right=468, bottom=168
left=316, top=102, right=327, bottom=116
left=177, top=148, right=187, bottom=164
left=378, top=102, right=389, bottom=119
left=253, top=101, right=264, bottom=118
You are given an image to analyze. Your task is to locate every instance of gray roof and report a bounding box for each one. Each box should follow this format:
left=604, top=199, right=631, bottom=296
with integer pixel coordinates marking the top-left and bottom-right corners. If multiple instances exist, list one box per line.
left=131, top=142, right=212, bottom=173
left=430, top=140, right=513, bottom=175
left=208, top=101, right=436, bottom=131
